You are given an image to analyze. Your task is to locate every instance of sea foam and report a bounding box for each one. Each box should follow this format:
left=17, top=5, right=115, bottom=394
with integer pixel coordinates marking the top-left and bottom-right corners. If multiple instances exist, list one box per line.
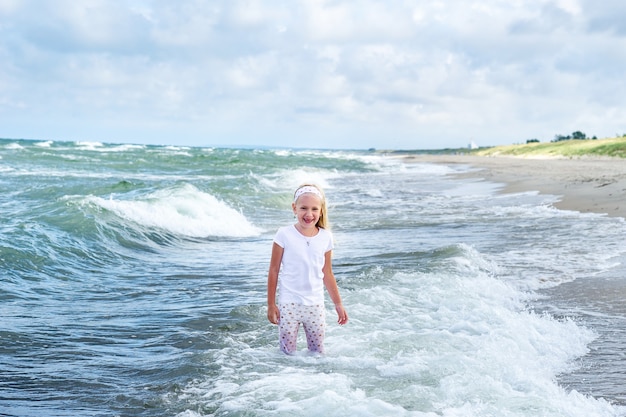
left=175, top=244, right=620, bottom=417
left=84, top=184, right=262, bottom=238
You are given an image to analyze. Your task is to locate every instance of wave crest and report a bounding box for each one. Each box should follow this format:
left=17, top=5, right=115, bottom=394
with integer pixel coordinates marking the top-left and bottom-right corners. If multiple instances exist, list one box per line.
left=83, top=184, right=262, bottom=238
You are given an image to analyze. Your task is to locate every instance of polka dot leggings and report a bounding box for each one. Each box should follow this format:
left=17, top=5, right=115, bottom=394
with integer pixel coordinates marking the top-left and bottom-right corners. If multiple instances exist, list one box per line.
left=278, top=303, right=326, bottom=354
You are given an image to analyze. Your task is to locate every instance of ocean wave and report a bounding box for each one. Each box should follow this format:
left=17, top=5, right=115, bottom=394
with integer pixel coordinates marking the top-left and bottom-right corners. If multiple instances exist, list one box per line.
left=175, top=243, right=620, bottom=417
left=78, top=183, right=262, bottom=238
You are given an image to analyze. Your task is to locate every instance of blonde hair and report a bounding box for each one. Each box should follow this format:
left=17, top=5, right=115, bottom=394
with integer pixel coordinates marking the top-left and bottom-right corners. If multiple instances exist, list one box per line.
left=293, top=183, right=329, bottom=229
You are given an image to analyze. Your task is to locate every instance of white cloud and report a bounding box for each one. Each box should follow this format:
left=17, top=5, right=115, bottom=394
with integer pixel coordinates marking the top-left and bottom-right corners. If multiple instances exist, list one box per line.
left=1, top=0, right=625, bottom=148
left=0, top=0, right=19, bottom=14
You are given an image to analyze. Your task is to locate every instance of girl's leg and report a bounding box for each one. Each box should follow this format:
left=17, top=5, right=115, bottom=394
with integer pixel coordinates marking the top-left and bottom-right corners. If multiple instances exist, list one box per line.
left=278, top=303, right=299, bottom=354
left=302, top=304, right=326, bottom=354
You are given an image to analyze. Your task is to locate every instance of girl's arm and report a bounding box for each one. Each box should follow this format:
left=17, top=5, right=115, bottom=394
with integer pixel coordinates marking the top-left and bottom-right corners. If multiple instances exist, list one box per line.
left=322, top=250, right=349, bottom=325
left=267, top=242, right=283, bottom=324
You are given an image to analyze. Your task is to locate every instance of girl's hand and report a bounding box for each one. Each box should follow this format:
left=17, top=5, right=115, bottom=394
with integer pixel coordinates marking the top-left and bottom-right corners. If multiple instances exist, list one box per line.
left=335, top=304, right=348, bottom=325
left=267, top=304, right=280, bottom=325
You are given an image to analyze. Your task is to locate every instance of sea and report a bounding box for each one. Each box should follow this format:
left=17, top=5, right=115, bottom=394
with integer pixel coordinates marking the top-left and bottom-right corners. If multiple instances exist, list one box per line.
left=1, top=138, right=625, bottom=417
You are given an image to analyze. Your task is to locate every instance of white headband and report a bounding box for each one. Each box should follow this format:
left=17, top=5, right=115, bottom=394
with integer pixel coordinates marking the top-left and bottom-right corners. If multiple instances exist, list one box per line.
left=293, top=185, right=323, bottom=202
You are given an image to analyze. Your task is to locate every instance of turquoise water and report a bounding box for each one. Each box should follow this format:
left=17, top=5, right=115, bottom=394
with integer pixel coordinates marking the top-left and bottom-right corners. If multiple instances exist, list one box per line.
left=1, top=138, right=625, bottom=416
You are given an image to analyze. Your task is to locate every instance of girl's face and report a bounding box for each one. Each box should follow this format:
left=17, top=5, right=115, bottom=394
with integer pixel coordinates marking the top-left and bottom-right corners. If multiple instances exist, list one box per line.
left=292, top=193, right=322, bottom=231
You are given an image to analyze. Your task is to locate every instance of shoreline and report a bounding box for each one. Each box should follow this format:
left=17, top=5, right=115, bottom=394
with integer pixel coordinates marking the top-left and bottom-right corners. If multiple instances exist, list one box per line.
left=401, top=154, right=626, bottom=219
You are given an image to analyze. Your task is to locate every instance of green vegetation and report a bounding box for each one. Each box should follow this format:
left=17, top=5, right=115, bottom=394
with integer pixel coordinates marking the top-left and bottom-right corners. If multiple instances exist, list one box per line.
left=552, top=130, right=595, bottom=141
left=474, top=136, right=626, bottom=159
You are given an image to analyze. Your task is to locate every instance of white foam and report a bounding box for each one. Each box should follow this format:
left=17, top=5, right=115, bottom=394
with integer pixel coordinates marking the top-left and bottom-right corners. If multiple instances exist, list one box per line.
left=107, top=144, right=146, bottom=152
left=164, top=145, right=191, bottom=151
left=73, top=142, right=146, bottom=153
left=174, top=244, right=623, bottom=416
left=277, top=168, right=342, bottom=191
left=84, top=184, right=262, bottom=238
left=75, top=141, right=104, bottom=150
left=4, top=142, right=23, bottom=150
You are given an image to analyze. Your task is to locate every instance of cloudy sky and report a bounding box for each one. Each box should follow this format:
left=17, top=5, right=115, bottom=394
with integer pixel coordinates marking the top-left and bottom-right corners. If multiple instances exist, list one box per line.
left=1, top=0, right=625, bottom=149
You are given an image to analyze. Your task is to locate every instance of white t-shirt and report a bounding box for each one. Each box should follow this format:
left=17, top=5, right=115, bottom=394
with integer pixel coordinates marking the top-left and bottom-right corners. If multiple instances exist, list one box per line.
left=273, top=225, right=334, bottom=305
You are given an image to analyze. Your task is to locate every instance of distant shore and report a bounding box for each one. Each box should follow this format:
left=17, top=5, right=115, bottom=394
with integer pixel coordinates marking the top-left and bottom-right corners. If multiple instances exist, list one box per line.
left=401, top=154, right=626, bottom=219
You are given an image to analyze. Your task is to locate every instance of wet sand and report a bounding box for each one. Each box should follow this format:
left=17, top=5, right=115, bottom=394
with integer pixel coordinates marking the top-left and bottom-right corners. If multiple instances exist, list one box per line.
left=402, top=154, right=626, bottom=219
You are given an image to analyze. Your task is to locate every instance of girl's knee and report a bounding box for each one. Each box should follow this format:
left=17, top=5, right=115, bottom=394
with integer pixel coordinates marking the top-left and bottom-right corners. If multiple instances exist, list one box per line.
left=280, top=339, right=297, bottom=354
left=304, top=324, right=325, bottom=353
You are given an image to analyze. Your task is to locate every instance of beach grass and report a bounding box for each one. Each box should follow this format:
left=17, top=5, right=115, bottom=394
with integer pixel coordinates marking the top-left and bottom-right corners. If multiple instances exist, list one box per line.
left=474, top=136, right=626, bottom=158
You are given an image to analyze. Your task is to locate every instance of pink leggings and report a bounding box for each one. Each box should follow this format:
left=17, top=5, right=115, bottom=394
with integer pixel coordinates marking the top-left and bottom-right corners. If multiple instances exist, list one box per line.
left=278, top=303, right=326, bottom=354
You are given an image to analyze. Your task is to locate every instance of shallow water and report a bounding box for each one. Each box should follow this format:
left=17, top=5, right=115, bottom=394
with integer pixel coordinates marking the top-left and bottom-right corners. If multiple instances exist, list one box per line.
left=1, top=139, right=625, bottom=416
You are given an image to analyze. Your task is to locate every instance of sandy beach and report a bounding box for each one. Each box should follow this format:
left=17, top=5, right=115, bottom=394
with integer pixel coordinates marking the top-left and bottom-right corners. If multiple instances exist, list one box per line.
left=402, top=154, right=626, bottom=219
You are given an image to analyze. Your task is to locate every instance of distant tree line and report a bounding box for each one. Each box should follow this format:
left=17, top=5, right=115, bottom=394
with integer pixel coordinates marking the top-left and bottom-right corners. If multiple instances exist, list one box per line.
left=552, top=131, right=597, bottom=142
left=525, top=131, right=598, bottom=144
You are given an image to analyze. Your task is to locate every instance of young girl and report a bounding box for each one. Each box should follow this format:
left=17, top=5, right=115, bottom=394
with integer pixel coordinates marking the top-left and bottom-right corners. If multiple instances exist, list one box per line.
left=267, top=184, right=348, bottom=354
